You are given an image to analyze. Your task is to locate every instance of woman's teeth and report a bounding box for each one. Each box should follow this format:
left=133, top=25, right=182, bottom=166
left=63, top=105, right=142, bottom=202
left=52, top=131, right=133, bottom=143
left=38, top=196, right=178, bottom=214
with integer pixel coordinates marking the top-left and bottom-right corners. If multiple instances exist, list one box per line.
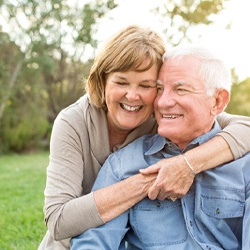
left=121, top=103, right=142, bottom=111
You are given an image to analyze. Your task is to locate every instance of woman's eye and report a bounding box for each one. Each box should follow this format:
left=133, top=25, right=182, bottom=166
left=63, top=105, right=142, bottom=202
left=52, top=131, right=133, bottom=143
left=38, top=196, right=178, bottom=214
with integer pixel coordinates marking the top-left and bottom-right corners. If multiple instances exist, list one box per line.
left=116, top=81, right=127, bottom=86
left=140, top=85, right=152, bottom=89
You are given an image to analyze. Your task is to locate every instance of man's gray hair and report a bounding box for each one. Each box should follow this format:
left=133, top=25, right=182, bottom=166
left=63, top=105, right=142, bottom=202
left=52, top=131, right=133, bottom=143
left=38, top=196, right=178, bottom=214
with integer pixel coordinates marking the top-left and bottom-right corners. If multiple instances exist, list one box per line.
left=162, top=45, right=232, bottom=96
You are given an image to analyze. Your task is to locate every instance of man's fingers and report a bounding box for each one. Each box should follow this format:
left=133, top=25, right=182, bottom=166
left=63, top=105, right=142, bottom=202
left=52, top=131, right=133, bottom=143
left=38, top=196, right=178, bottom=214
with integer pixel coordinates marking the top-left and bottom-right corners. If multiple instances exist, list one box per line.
left=147, top=184, right=160, bottom=200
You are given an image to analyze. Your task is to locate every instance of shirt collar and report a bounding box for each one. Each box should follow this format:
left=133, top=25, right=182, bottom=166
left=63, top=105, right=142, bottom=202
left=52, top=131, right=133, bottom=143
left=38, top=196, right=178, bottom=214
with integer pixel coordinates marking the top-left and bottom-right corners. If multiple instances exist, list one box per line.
left=145, top=120, right=221, bottom=156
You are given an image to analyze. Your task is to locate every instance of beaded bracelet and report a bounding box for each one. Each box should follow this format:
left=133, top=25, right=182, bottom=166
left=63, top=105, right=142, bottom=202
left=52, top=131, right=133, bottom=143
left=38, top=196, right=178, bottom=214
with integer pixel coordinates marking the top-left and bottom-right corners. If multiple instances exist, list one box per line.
left=183, top=154, right=196, bottom=176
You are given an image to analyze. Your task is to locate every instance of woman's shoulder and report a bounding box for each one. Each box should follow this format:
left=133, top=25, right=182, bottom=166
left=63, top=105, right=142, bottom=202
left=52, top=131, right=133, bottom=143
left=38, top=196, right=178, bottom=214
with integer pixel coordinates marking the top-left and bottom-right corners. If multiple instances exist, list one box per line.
left=56, top=94, right=107, bottom=130
left=57, top=94, right=99, bottom=120
left=61, top=94, right=89, bottom=115
left=51, top=95, right=90, bottom=130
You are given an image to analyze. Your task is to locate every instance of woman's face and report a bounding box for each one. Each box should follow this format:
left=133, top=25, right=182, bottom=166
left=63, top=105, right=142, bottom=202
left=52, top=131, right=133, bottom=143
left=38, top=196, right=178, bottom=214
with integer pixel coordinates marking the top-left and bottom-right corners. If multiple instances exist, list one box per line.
left=105, top=59, right=158, bottom=132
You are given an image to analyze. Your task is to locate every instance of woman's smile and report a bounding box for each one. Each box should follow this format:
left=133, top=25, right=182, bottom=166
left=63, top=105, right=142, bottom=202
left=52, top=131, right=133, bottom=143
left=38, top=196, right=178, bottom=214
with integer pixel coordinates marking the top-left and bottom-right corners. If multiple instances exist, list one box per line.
left=120, top=103, right=143, bottom=112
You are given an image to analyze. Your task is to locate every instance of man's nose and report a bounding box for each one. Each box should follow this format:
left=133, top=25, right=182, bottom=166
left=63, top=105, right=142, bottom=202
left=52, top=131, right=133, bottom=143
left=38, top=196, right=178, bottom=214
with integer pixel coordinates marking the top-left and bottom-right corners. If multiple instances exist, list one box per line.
left=157, top=91, right=176, bottom=108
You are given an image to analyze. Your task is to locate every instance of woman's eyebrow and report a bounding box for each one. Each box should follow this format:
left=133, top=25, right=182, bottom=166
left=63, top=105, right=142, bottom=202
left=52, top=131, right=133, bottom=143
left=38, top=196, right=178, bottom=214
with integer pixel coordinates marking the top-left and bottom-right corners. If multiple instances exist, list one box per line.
left=113, top=74, right=127, bottom=80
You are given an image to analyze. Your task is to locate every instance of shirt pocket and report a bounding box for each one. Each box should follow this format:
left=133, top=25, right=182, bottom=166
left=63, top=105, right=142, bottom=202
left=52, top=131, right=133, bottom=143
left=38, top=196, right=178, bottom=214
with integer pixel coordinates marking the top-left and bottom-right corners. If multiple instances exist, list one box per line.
left=199, top=186, right=244, bottom=249
left=131, top=198, right=188, bottom=248
left=200, top=187, right=244, bottom=219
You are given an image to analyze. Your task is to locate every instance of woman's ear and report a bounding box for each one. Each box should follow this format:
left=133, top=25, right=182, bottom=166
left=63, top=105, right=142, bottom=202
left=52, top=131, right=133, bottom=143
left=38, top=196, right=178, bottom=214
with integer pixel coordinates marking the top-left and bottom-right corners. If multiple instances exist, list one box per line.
left=211, top=89, right=230, bottom=116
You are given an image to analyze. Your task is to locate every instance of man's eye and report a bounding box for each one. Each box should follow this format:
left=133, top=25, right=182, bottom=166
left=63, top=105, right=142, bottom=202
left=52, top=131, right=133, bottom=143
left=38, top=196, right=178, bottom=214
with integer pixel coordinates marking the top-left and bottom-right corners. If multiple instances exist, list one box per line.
left=177, top=88, right=189, bottom=94
left=157, top=86, right=163, bottom=94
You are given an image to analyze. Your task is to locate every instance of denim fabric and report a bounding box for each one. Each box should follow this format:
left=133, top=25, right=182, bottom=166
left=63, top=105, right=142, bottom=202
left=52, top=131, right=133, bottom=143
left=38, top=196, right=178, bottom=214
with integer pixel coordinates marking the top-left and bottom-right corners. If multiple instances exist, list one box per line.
left=71, top=121, right=250, bottom=250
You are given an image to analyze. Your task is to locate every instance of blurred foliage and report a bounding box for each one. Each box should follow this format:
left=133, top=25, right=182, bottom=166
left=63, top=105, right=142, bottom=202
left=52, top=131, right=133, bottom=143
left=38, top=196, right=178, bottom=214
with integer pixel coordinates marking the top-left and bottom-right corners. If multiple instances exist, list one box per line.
left=0, top=0, right=249, bottom=153
left=0, top=0, right=117, bottom=153
left=153, top=0, right=230, bottom=46
left=226, top=77, right=250, bottom=116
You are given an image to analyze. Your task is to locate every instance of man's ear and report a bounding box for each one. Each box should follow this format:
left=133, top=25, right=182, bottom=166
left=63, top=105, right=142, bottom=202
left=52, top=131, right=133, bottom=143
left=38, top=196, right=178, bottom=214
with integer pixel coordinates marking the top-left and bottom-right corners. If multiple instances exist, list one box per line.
left=211, top=89, right=230, bottom=115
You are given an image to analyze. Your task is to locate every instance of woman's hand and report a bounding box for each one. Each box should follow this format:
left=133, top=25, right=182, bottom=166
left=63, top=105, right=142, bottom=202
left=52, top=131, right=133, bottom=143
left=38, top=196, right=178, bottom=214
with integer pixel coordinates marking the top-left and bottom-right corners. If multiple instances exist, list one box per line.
left=139, top=155, right=195, bottom=200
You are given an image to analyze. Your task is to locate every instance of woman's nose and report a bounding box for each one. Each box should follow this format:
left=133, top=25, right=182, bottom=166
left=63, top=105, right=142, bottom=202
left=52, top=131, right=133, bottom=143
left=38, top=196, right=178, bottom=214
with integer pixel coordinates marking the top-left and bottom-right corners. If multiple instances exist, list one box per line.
left=126, top=86, right=140, bottom=100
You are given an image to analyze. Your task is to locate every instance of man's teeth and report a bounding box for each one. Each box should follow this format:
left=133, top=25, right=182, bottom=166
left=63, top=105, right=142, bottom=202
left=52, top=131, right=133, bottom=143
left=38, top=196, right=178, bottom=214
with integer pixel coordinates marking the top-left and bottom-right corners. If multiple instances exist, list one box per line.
left=162, top=115, right=182, bottom=119
left=121, top=103, right=141, bottom=111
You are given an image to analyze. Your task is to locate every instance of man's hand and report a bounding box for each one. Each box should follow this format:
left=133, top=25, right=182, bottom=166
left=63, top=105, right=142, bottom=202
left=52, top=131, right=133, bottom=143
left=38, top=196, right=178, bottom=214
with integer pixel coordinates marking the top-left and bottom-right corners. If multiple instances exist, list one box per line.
left=139, top=155, right=195, bottom=200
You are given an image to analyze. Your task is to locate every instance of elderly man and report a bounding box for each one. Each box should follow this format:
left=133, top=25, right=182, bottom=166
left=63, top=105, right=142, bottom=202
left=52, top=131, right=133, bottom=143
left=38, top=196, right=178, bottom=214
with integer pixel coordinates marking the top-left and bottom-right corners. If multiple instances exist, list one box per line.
left=71, top=46, right=250, bottom=250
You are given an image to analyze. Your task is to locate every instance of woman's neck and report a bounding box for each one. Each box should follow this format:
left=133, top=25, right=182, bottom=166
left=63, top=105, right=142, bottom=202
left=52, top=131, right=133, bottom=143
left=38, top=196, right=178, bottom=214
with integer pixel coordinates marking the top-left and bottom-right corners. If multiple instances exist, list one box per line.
left=107, top=121, right=131, bottom=152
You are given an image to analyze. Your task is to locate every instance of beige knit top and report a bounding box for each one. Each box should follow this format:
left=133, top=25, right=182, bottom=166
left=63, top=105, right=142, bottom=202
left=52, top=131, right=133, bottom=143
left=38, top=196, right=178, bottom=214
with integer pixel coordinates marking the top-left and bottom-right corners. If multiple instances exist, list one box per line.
left=38, top=94, right=250, bottom=249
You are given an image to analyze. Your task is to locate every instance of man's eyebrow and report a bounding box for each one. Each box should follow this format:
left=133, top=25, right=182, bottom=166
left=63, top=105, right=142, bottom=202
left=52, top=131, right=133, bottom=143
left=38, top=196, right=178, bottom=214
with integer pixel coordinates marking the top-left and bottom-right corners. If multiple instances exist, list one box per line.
left=174, top=81, right=199, bottom=91
left=173, top=81, right=186, bottom=86
left=156, top=80, right=163, bottom=85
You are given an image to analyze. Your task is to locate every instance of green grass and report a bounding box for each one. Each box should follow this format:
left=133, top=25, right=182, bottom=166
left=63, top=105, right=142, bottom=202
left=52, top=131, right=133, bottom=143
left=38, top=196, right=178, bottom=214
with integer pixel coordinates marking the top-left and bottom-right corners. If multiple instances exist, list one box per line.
left=0, top=152, right=49, bottom=250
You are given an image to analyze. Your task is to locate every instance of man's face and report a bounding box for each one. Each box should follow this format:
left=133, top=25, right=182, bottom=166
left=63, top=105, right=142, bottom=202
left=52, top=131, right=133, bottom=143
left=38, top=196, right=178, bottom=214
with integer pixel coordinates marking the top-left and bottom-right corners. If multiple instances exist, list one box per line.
left=154, top=56, right=216, bottom=149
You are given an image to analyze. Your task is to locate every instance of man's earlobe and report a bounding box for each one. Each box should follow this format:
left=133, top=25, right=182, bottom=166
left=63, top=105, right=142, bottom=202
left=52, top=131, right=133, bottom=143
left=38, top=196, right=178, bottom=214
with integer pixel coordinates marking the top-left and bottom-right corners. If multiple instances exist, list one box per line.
left=211, top=89, right=230, bottom=115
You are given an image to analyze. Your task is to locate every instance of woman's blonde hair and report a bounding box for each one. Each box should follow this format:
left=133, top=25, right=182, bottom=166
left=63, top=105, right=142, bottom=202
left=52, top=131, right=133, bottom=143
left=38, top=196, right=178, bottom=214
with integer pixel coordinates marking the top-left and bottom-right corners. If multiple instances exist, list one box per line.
left=86, top=25, right=166, bottom=110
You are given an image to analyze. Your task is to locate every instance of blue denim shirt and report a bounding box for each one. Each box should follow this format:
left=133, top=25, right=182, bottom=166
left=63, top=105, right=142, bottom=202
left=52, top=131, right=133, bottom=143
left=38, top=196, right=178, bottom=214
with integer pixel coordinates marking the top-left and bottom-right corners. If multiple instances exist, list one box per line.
left=71, top=121, right=250, bottom=250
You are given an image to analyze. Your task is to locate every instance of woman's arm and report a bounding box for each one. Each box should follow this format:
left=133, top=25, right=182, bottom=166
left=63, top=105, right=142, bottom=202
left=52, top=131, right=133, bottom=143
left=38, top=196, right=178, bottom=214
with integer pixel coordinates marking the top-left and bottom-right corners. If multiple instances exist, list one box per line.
left=216, top=112, right=250, bottom=159
left=94, top=173, right=156, bottom=222
left=44, top=110, right=156, bottom=240
left=140, top=112, right=250, bottom=200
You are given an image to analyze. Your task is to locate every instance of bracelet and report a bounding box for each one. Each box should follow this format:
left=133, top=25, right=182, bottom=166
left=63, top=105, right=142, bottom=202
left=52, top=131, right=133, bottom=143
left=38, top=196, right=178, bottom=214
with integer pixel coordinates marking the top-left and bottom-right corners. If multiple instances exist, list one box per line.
left=183, top=154, right=196, bottom=176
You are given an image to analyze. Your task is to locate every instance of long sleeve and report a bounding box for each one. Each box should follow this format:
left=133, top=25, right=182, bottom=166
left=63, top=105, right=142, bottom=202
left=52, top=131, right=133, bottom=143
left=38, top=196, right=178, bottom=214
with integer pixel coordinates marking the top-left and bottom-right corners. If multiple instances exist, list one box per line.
left=216, top=112, right=250, bottom=159
left=242, top=165, right=250, bottom=249
left=71, top=153, right=130, bottom=249
left=44, top=110, right=105, bottom=240
left=42, top=96, right=110, bottom=244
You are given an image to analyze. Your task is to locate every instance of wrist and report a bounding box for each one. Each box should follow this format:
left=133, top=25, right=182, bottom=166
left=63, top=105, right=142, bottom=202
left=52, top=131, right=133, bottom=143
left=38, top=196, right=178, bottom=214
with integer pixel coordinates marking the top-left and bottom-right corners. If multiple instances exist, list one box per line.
left=134, top=173, right=157, bottom=197
left=182, top=154, right=196, bottom=175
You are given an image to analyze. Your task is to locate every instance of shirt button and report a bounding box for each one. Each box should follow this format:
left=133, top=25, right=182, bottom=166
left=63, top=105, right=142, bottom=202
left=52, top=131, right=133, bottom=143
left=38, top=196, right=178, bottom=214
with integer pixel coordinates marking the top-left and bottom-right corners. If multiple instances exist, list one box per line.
left=189, top=220, right=193, bottom=227
left=216, top=208, right=220, bottom=214
left=156, top=201, right=161, bottom=207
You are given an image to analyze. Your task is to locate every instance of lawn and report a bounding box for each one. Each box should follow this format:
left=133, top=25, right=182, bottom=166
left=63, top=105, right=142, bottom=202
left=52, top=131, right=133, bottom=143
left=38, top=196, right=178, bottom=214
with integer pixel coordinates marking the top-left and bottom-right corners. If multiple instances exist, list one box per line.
left=0, top=152, right=49, bottom=250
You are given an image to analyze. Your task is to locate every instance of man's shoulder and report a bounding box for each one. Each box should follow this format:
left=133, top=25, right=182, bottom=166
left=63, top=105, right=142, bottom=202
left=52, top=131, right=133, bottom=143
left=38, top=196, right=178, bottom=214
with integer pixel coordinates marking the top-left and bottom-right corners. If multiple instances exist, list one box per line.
left=126, top=134, right=157, bottom=149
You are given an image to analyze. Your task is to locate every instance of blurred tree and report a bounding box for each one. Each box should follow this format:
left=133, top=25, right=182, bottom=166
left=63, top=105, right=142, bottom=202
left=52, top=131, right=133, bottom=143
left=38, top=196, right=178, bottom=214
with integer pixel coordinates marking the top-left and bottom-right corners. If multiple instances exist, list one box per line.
left=0, top=0, right=117, bottom=122
left=153, top=0, right=230, bottom=46
left=0, top=0, right=117, bottom=152
left=0, top=32, right=49, bottom=153
left=226, top=77, right=250, bottom=116
left=0, top=32, right=24, bottom=121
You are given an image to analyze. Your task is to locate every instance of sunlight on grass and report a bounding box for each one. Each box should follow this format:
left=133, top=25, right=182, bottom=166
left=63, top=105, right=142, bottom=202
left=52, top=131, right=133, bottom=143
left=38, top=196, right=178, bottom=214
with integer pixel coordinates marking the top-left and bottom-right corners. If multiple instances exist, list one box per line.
left=0, top=152, right=49, bottom=250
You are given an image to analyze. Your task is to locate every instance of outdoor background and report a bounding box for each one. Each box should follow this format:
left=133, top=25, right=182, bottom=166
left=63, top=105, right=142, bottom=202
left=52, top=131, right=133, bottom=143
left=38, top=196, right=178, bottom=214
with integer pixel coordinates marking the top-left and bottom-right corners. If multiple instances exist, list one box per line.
left=0, top=0, right=249, bottom=249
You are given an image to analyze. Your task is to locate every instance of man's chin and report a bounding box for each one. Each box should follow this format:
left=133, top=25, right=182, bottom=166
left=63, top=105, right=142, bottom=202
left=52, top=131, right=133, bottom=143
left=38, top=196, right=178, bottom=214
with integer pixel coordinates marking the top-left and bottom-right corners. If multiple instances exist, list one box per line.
left=158, top=129, right=179, bottom=140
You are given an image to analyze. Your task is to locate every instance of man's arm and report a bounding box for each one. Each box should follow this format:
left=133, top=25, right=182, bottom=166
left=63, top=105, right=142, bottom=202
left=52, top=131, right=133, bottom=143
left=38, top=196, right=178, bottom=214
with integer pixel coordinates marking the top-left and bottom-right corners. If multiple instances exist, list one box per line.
left=70, top=153, right=130, bottom=249
left=71, top=215, right=129, bottom=250
left=242, top=177, right=250, bottom=249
